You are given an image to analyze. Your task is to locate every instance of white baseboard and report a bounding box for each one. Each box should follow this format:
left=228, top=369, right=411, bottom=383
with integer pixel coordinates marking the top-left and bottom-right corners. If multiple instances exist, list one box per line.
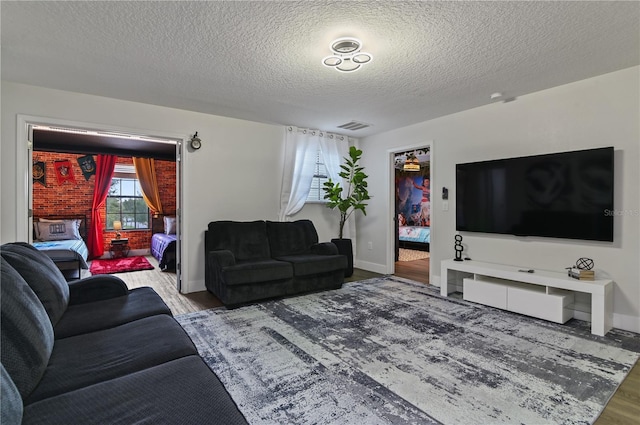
left=354, top=260, right=387, bottom=275
left=184, top=279, right=206, bottom=294
left=97, top=248, right=150, bottom=260
left=613, top=313, right=640, bottom=334
left=130, top=248, right=150, bottom=257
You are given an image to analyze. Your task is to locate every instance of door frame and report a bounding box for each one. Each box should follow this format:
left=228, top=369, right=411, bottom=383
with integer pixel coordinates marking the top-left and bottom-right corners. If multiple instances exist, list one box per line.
left=16, top=114, right=186, bottom=291
left=387, top=140, right=434, bottom=284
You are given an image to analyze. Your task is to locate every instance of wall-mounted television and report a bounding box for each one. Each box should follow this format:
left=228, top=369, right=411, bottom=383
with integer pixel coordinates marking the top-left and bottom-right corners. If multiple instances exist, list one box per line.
left=456, top=147, right=614, bottom=242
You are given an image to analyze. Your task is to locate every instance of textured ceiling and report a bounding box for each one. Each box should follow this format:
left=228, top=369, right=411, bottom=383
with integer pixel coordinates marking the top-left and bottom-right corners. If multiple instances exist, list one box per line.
left=2, top=1, right=638, bottom=137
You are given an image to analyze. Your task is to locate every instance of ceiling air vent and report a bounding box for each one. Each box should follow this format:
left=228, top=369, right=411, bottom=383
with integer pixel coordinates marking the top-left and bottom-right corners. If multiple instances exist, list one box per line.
left=337, top=121, right=371, bottom=131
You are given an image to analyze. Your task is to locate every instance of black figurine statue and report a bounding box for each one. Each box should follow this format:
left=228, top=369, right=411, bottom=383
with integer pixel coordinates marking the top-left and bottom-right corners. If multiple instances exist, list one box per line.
left=454, top=234, right=464, bottom=261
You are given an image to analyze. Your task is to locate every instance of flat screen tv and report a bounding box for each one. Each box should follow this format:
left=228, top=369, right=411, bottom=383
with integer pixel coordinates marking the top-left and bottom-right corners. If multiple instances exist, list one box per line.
left=456, top=147, right=614, bottom=242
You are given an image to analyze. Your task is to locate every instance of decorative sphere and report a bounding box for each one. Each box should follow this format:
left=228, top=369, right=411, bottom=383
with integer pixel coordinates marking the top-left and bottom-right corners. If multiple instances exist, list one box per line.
left=576, top=257, right=594, bottom=270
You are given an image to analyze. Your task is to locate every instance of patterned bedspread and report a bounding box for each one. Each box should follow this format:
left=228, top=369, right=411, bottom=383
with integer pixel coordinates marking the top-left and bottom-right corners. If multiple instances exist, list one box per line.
left=398, top=226, right=430, bottom=244
left=151, top=233, right=177, bottom=271
left=33, top=239, right=89, bottom=269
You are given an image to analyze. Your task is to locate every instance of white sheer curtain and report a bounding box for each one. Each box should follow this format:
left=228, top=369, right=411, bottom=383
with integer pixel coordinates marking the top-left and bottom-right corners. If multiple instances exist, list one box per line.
left=318, top=134, right=347, bottom=185
left=279, top=127, right=321, bottom=220
left=318, top=134, right=354, bottom=240
left=279, top=126, right=357, bottom=245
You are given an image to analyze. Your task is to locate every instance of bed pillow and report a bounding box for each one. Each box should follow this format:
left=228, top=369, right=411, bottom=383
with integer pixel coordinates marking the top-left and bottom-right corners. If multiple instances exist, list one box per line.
left=35, top=219, right=82, bottom=241
left=164, top=216, right=177, bottom=235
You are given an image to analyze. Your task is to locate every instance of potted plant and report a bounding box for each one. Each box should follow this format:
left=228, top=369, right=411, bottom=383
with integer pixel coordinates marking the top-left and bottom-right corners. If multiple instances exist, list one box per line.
left=323, top=146, right=371, bottom=277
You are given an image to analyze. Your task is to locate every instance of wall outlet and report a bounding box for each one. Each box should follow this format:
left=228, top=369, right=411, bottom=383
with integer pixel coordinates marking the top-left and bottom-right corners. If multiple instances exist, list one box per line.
left=367, top=241, right=373, bottom=250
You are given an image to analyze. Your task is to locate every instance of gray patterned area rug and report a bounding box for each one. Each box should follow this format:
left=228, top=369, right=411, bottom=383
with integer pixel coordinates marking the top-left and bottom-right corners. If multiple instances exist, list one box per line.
left=176, top=277, right=640, bottom=425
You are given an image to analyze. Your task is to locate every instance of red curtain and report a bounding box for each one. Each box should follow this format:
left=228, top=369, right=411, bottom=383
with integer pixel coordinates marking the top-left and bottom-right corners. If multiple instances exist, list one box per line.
left=87, top=155, right=117, bottom=259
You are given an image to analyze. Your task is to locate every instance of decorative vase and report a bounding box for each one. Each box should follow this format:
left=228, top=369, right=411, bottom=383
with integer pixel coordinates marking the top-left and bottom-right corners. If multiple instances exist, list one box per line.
left=332, top=238, right=354, bottom=277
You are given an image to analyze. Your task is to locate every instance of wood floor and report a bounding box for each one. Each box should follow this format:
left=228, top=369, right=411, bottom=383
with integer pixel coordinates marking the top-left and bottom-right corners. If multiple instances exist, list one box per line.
left=394, top=257, right=430, bottom=284
left=112, top=255, right=639, bottom=425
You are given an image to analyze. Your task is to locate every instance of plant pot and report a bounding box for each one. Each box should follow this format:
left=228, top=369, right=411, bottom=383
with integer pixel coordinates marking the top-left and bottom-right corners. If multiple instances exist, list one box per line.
left=332, top=238, right=353, bottom=277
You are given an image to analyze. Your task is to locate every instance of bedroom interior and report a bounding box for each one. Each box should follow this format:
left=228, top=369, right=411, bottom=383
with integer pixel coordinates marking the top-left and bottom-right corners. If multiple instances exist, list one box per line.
left=31, top=130, right=180, bottom=283
left=393, top=147, right=431, bottom=283
left=1, top=2, right=639, bottom=424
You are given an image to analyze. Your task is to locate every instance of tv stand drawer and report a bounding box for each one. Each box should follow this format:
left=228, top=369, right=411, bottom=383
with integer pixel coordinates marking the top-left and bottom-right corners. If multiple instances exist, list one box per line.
left=463, top=278, right=507, bottom=309
left=507, top=286, right=574, bottom=324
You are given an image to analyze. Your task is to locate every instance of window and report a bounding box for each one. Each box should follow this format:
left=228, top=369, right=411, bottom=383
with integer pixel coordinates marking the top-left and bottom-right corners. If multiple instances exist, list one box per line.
left=306, top=148, right=329, bottom=202
left=106, top=170, right=150, bottom=230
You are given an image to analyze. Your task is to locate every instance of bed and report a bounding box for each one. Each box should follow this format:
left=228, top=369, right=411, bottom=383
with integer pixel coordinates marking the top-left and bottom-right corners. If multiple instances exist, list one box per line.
left=151, top=215, right=177, bottom=271
left=398, top=225, right=430, bottom=252
left=32, top=216, right=89, bottom=280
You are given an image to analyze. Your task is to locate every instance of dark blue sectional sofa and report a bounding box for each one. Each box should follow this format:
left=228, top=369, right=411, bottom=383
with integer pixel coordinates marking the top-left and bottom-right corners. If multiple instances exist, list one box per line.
left=0, top=242, right=247, bottom=425
left=205, top=220, right=347, bottom=306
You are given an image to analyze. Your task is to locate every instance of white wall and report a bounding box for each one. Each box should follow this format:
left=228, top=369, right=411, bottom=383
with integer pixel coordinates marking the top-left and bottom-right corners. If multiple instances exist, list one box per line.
left=359, top=67, right=640, bottom=333
left=1, top=82, right=345, bottom=292
left=0, top=82, right=286, bottom=293
left=3, top=68, right=638, bottom=332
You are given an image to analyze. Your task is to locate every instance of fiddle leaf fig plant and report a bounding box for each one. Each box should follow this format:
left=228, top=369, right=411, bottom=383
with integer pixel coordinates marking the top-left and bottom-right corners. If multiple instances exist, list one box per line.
left=323, top=146, right=371, bottom=239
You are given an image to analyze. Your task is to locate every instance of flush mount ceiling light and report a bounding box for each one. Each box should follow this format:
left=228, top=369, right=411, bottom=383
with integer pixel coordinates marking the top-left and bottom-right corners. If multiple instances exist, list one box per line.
left=322, top=37, right=372, bottom=73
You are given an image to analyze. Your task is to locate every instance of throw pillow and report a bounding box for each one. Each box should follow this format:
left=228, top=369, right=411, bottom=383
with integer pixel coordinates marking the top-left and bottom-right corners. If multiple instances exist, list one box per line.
left=35, top=219, right=82, bottom=241
left=164, top=216, right=177, bottom=235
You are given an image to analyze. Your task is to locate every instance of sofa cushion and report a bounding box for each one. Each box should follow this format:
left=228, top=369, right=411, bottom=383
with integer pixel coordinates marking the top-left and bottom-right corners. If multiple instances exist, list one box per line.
left=22, top=357, right=248, bottom=425
left=1, top=242, right=69, bottom=326
left=207, top=220, right=270, bottom=261
left=275, top=254, right=347, bottom=276
left=26, top=315, right=198, bottom=404
left=223, top=259, right=293, bottom=286
left=266, top=220, right=319, bottom=257
left=67, top=274, right=128, bottom=305
left=1, top=363, right=23, bottom=425
left=54, top=286, right=172, bottom=339
left=0, top=258, right=54, bottom=399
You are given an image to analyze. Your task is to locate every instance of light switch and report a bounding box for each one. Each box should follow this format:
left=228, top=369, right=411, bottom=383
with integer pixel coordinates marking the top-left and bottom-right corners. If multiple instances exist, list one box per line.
left=443, top=201, right=449, bottom=211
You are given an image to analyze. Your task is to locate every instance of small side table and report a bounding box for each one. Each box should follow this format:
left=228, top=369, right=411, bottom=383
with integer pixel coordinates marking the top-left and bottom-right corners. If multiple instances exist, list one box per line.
left=110, top=238, right=130, bottom=259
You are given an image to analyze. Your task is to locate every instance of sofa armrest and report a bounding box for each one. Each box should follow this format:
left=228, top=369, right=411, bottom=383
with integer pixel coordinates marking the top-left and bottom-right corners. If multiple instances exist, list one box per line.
left=310, top=242, right=339, bottom=255
left=68, top=275, right=129, bottom=305
left=207, top=250, right=236, bottom=268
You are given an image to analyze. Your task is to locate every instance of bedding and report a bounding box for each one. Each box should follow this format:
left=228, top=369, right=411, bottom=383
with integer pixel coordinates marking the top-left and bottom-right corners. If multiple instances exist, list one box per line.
left=398, top=225, right=430, bottom=252
left=399, top=225, right=430, bottom=244
left=33, top=217, right=89, bottom=279
left=151, top=232, right=177, bottom=271
left=32, top=239, right=89, bottom=275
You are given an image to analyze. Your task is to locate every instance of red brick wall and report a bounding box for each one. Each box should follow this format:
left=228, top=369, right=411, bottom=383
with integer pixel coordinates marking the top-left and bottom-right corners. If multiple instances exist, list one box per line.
left=156, top=159, right=177, bottom=216
left=33, top=152, right=176, bottom=252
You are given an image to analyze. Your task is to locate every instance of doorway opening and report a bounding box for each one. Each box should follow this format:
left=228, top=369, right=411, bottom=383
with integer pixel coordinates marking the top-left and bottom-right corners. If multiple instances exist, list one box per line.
left=391, top=145, right=431, bottom=284
left=26, top=121, right=183, bottom=292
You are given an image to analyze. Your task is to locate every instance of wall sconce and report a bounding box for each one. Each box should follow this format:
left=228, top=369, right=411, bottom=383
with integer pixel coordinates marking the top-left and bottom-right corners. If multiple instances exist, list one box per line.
left=113, top=221, right=122, bottom=239
left=190, top=132, right=202, bottom=150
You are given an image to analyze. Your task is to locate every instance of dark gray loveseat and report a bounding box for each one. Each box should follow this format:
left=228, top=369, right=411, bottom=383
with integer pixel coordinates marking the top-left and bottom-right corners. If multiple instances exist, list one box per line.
left=205, top=220, right=347, bottom=306
left=0, top=242, right=247, bottom=425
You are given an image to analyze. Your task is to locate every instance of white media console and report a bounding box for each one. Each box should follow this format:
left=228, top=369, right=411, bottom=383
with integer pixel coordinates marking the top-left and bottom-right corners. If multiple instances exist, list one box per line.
left=440, top=259, right=613, bottom=336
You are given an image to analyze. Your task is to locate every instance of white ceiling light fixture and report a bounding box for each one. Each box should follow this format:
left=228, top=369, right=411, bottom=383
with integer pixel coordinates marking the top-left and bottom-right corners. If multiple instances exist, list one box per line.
left=322, top=37, right=372, bottom=73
